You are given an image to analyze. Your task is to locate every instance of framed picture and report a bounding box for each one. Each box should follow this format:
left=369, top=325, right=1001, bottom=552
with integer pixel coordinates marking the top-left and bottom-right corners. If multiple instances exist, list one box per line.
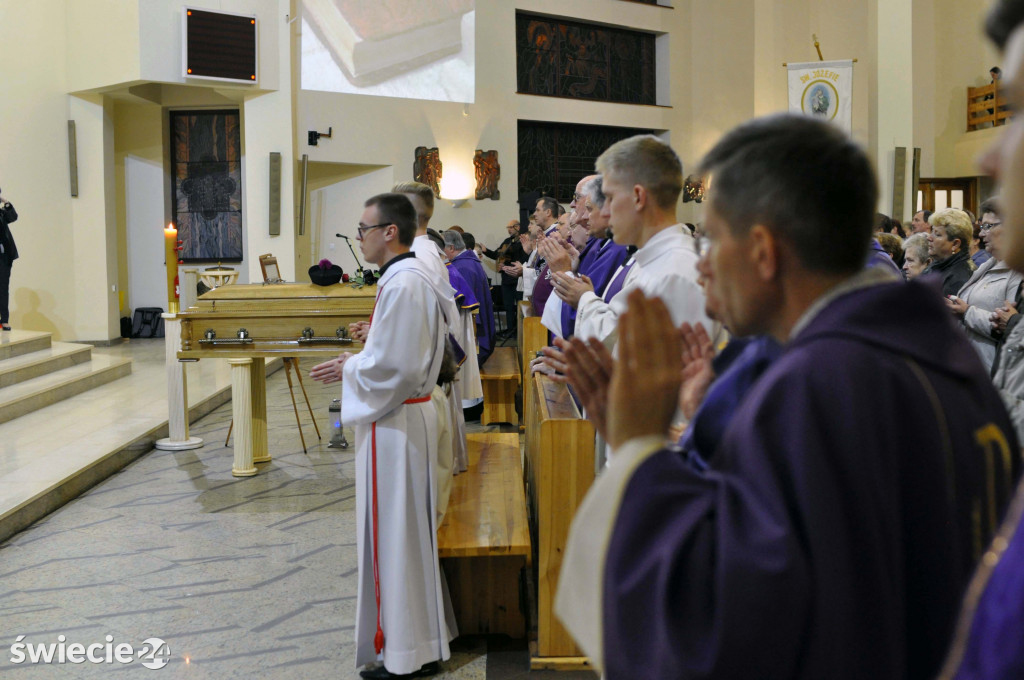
left=171, top=109, right=243, bottom=262
left=259, top=253, right=282, bottom=283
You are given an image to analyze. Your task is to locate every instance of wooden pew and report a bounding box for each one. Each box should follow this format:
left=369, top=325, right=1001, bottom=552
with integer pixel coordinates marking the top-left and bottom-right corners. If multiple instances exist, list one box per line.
left=480, top=347, right=519, bottom=425
left=524, top=374, right=596, bottom=670
left=518, top=302, right=548, bottom=433
left=438, top=432, right=531, bottom=637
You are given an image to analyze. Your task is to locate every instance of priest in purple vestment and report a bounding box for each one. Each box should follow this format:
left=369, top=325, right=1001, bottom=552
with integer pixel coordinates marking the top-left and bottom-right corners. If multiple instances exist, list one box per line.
left=444, top=230, right=495, bottom=365
left=552, top=175, right=629, bottom=338
left=555, top=114, right=1020, bottom=680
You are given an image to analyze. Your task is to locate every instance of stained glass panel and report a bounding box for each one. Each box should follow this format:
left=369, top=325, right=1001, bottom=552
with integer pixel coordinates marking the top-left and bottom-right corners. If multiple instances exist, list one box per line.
left=170, top=110, right=243, bottom=262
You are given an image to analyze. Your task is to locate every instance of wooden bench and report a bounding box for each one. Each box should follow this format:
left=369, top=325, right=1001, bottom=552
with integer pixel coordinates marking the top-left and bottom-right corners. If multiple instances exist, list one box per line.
left=438, top=432, right=531, bottom=637
left=480, top=347, right=520, bottom=425
left=518, top=303, right=548, bottom=433
left=524, top=374, right=596, bottom=670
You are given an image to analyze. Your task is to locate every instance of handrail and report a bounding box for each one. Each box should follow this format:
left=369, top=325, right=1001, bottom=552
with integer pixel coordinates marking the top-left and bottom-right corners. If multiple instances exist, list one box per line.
left=967, top=83, right=1012, bottom=132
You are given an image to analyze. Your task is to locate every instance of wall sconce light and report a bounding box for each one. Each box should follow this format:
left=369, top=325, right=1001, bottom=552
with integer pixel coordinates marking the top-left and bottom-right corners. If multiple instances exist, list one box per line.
left=449, top=198, right=468, bottom=208
left=683, top=174, right=706, bottom=204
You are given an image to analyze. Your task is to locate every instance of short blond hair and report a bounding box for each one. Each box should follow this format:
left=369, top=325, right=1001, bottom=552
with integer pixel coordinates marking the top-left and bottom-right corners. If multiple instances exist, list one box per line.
left=929, top=208, right=973, bottom=252
left=596, top=134, right=683, bottom=211
left=392, top=181, right=434, bottom=226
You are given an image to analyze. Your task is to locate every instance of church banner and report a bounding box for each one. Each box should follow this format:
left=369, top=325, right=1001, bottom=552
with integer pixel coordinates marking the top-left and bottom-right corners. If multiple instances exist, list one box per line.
left=787, top=60, right=854, bottom=133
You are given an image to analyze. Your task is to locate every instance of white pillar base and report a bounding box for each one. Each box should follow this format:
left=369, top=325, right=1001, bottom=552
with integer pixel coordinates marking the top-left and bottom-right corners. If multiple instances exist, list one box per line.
left=155, top=436, right=204, bottom=451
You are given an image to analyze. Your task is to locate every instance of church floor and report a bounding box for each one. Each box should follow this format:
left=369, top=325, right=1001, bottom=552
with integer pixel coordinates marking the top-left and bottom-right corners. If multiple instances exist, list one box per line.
left=0, top=348, right=596, bottom=679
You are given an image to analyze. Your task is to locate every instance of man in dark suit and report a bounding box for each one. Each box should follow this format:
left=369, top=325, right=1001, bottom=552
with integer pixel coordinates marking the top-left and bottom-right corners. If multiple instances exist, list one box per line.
left=483, top=220, right=527, bottom=339
left=0, top=189, right=18, bottom=331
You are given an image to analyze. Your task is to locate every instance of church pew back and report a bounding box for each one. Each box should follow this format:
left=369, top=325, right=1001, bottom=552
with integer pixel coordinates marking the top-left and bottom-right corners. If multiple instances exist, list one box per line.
left=525, top=374, right=595, bottom=667
left=480, top=347, right=519, bottom=425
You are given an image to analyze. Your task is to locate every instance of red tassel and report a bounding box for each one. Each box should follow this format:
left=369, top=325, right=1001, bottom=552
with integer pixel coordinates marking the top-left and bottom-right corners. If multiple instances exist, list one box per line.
left=372, top=422, right=385, bottom=656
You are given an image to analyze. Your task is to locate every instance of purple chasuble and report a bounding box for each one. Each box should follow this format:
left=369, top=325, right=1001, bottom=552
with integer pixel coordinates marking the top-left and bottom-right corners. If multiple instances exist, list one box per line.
left=449, top=250, right=496, bottom=365
left=602, top=280, right=1020, bottom=679
left=561, top=239, right=630, bottom=338
left=602, top=257, right=635, bottom=303
left=532, top=265, right=554, bottom=316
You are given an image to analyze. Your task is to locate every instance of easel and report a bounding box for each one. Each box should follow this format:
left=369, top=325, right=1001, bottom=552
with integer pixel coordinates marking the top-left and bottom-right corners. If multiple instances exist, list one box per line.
left=225, top=255, right=322, bottom=453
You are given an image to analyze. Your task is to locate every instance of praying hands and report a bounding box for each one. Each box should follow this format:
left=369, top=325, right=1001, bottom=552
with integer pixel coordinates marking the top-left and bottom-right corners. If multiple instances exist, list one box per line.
left=552, top=271, right=594, bottom=307
left=310, top=352, right=353, bottom=384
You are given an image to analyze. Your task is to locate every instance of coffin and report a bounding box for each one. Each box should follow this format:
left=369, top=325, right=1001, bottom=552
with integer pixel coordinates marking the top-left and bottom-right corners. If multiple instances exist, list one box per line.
left=177, top=282, right=377, bottom=359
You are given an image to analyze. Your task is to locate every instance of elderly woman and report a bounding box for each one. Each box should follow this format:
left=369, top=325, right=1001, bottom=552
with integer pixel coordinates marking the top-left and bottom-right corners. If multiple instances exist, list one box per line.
left=924, top=208, right=975, bottom=297
left=902, top=233, right=932, bottom=280
left=948, top=198, right=1024, bottom=371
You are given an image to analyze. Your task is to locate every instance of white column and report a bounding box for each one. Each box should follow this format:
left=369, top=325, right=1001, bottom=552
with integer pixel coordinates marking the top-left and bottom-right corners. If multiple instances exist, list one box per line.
left=155, top=314, right=202, bottom=451
left=229, top=358, right=258, bottom=477
left=871, top=0, right=914, bottom=220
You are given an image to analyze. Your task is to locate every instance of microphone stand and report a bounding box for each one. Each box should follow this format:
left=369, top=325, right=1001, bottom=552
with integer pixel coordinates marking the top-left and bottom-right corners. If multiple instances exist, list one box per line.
left=336, top=233, right=366, bottom=280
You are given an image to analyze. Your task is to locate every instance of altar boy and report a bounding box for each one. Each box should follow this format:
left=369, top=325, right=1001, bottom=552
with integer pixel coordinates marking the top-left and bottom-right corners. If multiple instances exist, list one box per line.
left=311, top=193, right=454, bottom=679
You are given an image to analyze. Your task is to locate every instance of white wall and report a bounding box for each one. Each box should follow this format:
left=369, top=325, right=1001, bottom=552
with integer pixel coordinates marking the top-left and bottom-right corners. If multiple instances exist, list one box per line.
left=0, top=0, right=81, bottom=339
left=125, top=155, right=168, bottom=311
left=312, top=167, right=396, bottom=275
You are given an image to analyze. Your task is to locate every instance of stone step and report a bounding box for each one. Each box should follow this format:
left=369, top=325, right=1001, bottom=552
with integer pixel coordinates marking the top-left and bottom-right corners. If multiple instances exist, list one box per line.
left=0, top=330, right=52, bottom=361
left=0, top=354, right=133, bottom=425
left=0, top=342, right=93, bottom=389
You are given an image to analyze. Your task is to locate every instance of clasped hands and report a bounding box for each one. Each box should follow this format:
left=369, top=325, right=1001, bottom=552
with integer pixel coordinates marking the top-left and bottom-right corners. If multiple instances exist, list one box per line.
left=991, top=300, right=1018, bottom=335
left=540, top=290, right=715, bottom=449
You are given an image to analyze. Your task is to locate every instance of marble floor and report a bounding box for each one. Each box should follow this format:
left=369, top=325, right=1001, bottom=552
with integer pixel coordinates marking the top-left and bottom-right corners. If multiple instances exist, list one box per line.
left=0, top=341, right=596, bottom=679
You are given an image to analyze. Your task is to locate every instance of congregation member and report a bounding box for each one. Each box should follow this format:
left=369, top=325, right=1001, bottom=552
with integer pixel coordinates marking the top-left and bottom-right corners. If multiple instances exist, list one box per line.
left=551, top=134, right=714, bottom=351
left=903, top=232, right=933, bottom=279
left=482, top=219, right=527, bottom=339
left=973, top=220, right=994, bottom=268
left=310, top=193, right=454, bottom=680
left=925, top=208, right=977, bottom=296
left=554, top=114, right=1019, bottom=680
left=912, top=208, right=934, bottom=234
left=941, top=5, right=1024, bottom=673
left=444, top=230, right=496, bottom=366
left=947, top=196, right=1022, bottom=372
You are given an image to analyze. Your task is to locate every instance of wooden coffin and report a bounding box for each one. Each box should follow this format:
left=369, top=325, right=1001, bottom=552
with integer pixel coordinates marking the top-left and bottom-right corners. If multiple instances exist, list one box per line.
left=177, top=282, right=377, bottom=359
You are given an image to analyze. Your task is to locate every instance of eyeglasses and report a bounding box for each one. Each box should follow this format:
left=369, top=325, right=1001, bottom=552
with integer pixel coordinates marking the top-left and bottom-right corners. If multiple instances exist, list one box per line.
left=356, top=222, right=391, bottom=238
left=980, top=221, right=1002, bottom=230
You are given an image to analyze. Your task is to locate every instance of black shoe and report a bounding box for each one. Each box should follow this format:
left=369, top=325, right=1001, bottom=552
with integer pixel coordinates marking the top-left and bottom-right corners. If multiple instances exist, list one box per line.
left=359, top=661, right=439, bottom=679
left=1, top=323, right=9, bottom=331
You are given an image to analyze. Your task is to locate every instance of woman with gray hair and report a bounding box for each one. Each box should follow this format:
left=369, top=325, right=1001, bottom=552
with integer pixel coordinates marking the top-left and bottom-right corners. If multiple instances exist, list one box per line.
left=902, top=233, right=931, bottom=280
left=923, top=208, right=975, bottom=297
left=947, top=196, right=1024, bottom=372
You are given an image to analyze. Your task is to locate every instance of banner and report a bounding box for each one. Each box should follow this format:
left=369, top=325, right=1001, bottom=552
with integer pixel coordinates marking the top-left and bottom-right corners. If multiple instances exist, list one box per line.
left=787, top=60, right=854, bottom=133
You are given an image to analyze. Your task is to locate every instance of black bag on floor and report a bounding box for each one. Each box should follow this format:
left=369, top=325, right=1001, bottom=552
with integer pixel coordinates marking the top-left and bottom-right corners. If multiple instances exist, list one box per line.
left=131, top=307, right=165, bottom=338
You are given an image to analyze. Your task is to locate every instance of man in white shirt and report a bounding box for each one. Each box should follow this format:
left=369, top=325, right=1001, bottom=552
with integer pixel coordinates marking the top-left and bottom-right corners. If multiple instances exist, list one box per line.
left=552, top=134, right=715, bottom=350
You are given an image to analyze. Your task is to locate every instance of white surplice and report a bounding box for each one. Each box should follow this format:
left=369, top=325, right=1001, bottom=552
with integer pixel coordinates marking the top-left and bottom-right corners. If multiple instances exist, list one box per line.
left=342, top=255, right=456, bottom=675
left=413, top=235, right=471, bottom=476
left=575, top=225, right=716, bottom=349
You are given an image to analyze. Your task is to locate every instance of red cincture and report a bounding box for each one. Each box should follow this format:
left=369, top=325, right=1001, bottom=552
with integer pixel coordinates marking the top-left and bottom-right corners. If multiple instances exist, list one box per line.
left=369, top=393, right=431, bottom=655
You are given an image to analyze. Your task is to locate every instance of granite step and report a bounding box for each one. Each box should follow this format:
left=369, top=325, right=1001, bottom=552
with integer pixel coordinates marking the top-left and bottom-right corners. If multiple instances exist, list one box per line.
left=0, top=342, right=93, bottom=389
left=0, top=330, right=51, bottom=361
left=0, top=354, right=133, bottom=425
